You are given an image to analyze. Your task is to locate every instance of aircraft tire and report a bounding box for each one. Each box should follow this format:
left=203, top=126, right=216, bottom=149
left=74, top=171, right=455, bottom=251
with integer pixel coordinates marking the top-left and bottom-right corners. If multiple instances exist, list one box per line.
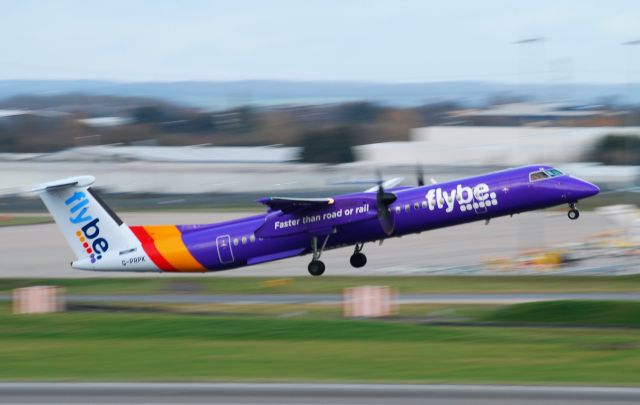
left=350, top=253, right=367, bottom=268
left=308, top=260, right=325, bottom=276
left=568, top=209, right=580, bottom=220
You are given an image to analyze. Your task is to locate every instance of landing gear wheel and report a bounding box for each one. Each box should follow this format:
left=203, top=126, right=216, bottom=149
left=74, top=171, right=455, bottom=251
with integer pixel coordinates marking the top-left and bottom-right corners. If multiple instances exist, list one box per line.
left=350, top=252, right=367, bottom=268
left=568, top=209, right=580, bottom=220
left=308, top=260, right=325, bottom=276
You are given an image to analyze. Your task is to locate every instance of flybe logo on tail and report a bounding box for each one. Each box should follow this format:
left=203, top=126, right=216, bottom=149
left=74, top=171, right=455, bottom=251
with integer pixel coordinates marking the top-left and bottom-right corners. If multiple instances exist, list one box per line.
left=65, top=191, right=109, bottom=263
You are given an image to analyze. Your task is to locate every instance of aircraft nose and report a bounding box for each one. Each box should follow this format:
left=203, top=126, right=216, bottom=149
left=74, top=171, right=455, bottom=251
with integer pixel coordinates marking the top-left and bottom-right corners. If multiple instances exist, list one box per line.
left=566, top=178, right=600, bottom=201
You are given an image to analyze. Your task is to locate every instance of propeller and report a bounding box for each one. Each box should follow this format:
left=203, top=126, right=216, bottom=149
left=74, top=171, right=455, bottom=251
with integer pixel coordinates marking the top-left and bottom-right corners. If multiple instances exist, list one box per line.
left=375, top=170, right=397, bottom=236
left=416, top=163, right=425, bottom=186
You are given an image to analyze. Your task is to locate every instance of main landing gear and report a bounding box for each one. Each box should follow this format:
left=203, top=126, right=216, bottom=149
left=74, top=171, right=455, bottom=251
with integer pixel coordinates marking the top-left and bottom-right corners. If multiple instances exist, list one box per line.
left=568, top=202, right=580, bottom=220
left=350, top=242, right=367, bottom=268
left=308, top=260, right=325, bottom=276
left=307, top=235, right=368, bottom=276
left=308, top=234, right=330, bottom=276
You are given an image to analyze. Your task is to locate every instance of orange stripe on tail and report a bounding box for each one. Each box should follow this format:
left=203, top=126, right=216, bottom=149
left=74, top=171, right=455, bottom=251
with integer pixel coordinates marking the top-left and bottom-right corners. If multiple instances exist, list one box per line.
left=132, top=225, right=205, bottom=272
left=130, top=226, right=176, bottom=271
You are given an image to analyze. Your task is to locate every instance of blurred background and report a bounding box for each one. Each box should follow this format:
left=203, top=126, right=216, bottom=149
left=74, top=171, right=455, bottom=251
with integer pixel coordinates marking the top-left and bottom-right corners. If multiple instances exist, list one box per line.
left=2, top=0, right=640, bottom=277
left=1, top=0, right=640, bottom=398
left=1, top=2, right=640, bottom=202
left=2, top=1, right=640, bottom=193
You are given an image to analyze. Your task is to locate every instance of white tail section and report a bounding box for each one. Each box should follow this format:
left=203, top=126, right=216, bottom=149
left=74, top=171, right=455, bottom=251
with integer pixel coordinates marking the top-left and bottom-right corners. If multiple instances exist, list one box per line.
left=32, top=176, right=138, bottom=264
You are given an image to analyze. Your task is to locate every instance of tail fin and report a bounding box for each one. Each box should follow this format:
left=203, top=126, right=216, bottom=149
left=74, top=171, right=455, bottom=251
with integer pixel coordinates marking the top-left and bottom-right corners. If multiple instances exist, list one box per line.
left=32, top=176, right=138, bottom=264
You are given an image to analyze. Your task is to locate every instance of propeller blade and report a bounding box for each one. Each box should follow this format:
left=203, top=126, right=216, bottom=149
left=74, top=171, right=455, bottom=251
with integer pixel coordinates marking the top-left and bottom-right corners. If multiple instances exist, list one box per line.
left=416, top=164, right=425, bottom=186
left=376, top=191, right=397, bottom=236
left=364, top=177, right=404, bottom=193
left=378, top=207, right=395, bottom=235
left=371, top=168, right=397, bottom=235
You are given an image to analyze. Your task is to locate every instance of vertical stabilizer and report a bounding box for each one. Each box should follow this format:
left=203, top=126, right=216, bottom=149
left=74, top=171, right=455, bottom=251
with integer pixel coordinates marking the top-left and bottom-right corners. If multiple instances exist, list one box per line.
left=32, top=176, right=139, bottom=264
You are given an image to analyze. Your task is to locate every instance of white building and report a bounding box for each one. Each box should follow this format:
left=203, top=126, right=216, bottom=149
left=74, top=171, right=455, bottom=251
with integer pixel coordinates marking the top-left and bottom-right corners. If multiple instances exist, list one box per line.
left=356, top=126, right=640, bottom=166
left=30, top=144, right=301, bottom=164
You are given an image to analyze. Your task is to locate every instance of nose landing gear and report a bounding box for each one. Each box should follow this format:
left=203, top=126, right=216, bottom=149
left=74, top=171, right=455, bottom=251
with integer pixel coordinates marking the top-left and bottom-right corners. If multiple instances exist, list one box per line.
left=568, top=203, right=580, bottom=220
left=350, top=242, right=367, bottom=268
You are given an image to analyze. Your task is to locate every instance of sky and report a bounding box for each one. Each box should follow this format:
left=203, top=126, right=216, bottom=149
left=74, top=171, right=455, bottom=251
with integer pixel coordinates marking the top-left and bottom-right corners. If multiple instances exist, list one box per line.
left=2, top=0, right=640, bottom=83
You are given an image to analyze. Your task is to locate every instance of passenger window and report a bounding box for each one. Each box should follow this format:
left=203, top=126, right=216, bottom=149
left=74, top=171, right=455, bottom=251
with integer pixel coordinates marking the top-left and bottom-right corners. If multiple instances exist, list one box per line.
left=233, top=238, right=239, bottom=246
left=405, top=204, right=410, bottom=213
left=421, top=200, right=428, bottom=209
left=395, top=206, right=401, bottom=214
left=250, top=234, right=256, bottom=243
left=414, top=201, right=420, bottom=210
left=241, top=236, right=247, bottom=245
left=529, top=171, right=549, bottom=182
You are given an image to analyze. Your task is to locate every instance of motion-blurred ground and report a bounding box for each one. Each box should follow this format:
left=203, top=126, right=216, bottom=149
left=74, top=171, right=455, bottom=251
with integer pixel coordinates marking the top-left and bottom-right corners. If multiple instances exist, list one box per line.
left=0, top=210, right=626, bottom=278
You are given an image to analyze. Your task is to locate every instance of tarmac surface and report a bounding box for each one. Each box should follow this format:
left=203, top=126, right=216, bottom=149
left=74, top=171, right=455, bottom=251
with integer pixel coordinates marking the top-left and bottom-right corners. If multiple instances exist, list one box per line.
left=0, top=210, right=618, bottom=278
left=1, top=383, right=639, bottom=405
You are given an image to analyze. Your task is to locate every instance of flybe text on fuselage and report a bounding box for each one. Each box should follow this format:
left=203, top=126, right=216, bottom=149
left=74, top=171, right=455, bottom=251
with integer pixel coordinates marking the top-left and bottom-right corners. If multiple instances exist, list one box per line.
left=424, top=183, right=498, bottom=213
left=65, top=191, right=109, bottom=263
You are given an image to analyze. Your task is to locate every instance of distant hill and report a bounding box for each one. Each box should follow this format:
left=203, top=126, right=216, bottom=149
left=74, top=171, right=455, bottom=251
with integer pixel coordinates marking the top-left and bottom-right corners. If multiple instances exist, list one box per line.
left=0, top=93, right=185, bottom=116
left=0, top=80, right=638, bottom=109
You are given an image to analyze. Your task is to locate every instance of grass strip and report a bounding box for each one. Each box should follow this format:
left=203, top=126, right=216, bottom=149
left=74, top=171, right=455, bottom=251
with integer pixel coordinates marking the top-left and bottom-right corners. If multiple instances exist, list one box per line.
left=0, top=216, right=52, bottom=227
left=483, top=300, right=640, bottom=327
left=1, top=306, right=640, bottom=384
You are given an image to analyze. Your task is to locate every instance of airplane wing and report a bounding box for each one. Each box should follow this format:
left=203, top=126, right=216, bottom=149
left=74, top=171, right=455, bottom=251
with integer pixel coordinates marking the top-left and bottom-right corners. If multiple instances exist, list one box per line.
left=364, top=177, right=404, bottom=193
left=257, top=196, right=335, bottom=213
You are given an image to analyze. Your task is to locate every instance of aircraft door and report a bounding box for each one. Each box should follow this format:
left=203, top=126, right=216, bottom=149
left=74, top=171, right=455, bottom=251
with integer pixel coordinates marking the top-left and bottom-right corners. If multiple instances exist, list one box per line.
left=216, top=235, right=235, bottom=264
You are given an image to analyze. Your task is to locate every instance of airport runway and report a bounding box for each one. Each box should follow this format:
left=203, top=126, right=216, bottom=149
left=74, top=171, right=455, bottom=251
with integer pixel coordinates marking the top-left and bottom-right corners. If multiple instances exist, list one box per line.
left=1, top=383, right=639, bottom=404
left=1, top=292, right=639, bottom=305
left=0, top=211, right=618, bottom=278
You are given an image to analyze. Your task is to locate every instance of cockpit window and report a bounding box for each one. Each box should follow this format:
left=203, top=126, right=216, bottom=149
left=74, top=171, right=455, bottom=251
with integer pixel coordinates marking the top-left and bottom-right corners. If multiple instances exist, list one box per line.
left=529, top=171, right=549, bottom=182
left=529, top=168, right=565, bottom=182
left=545, top=169, right=564, bottom=177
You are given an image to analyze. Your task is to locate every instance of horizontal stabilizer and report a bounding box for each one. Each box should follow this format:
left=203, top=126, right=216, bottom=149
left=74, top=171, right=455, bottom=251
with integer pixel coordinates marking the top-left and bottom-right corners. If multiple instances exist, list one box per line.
left=258, top=196, right=334, bottom=212
left=31, top=176, right=95, bottom=193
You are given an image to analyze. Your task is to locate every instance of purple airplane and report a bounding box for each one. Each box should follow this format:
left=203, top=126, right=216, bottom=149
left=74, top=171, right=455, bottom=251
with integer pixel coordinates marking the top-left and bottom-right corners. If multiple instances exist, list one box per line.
left=32, top=165, right=599, bottom=276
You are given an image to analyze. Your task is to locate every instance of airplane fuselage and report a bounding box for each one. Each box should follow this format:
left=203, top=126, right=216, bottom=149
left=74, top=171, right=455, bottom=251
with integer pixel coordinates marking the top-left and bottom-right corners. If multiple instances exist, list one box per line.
left=71, top=164, right=599, bottom=274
